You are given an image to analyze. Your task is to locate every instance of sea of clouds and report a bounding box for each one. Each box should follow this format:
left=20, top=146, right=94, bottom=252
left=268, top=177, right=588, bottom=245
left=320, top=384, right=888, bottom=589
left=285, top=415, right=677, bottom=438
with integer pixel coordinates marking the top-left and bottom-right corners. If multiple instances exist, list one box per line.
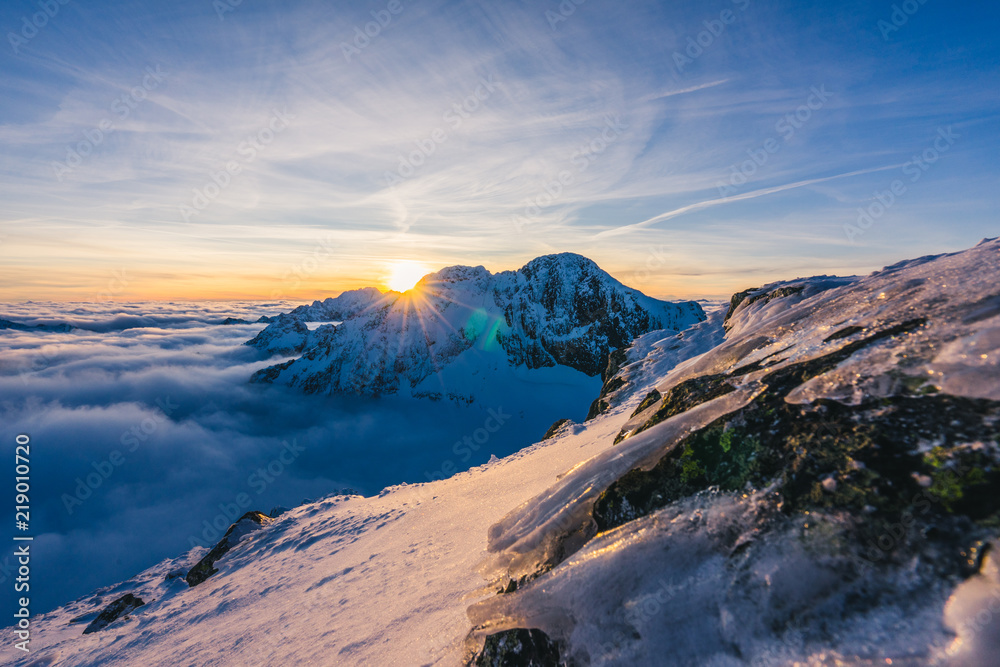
left=0, top=301, right=599, bottom=618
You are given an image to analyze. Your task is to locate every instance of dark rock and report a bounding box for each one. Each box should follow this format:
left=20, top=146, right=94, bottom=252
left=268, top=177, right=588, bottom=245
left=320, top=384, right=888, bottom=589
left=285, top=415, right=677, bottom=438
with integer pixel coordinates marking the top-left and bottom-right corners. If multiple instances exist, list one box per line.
left=249, top=358, right=295, bottom=383
left=220, top=317, right=250, bottom=325
left=824, top=325, right=865, bottom=342
left=723, top=288, right=756, bottom=325
left=498, top=579, right=518, bottom=594
left=586, top=348, right=630, bottom=420
left=0, top=318, right=30, bottom=331
left=630, top=389, right=662, bottom=418
left=186, top=511, right=271, bottom=587
left=728, top=345, right=791, bottom=377
left=602, top=348, right=629, bottom=385
left=593, top=320, right=1000, bottom=557
left=82, top=593, right=145, bottom=634
left=472, top=628, right=561, bottom=666
left=617, top=374, right=735, bottom=442
left=723, top=284, right=805, bottom=330
left=268, top=506, right=290, bottom=518
left=0, top=318, right=74, bottom=333
left=541, top=419, right=571, bottom=441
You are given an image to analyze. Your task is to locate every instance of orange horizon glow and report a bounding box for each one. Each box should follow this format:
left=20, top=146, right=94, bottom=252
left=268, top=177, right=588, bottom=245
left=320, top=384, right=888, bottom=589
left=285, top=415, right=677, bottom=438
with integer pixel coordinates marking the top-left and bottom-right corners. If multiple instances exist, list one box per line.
left=0, top=256, right=856, bottom=304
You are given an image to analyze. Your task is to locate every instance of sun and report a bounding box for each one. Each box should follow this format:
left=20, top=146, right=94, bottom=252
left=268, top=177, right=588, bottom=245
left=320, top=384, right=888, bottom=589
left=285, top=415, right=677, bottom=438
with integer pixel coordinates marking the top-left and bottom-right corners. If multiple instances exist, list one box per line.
left=387, top=261, right=430, bottom=292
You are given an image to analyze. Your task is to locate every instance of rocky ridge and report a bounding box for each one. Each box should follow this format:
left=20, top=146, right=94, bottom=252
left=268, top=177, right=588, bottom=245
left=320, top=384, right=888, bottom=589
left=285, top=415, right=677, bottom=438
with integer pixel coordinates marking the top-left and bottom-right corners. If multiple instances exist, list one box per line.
left=248, top=253, right=706, bottom=398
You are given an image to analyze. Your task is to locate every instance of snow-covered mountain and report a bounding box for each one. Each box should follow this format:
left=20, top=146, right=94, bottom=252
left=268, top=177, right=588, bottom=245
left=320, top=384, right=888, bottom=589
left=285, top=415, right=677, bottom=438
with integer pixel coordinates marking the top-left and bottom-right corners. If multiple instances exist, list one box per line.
left=248, top=253, right=706, bottom=399
left=286, top=286, right=386, bottom=321
left=14, top=239, right=1000, bottom=666
left=244, top=287, right=392, bottom=355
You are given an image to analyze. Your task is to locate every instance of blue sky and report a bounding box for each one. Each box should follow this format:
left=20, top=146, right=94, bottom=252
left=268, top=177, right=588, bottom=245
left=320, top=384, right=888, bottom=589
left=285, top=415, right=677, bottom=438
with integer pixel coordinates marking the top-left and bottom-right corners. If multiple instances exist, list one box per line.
left=1, top=0, right=998, bottom=300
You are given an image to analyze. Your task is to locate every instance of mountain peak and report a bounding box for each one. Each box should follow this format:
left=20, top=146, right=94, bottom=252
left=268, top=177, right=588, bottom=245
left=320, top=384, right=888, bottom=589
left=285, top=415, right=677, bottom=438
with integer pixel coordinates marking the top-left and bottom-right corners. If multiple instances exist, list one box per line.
left=248, top=254, right=706, bottom=397
left=519, top=252, right=601, bottom=273
left=417, top=264, right=492, bottom=288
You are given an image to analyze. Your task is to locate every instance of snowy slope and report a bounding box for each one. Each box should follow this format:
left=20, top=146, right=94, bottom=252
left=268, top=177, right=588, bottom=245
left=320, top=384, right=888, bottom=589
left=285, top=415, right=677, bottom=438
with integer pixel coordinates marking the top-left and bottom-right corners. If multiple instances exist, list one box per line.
left=13, top=408, right=629, bottom=666
left=286, top=287, right=387, bottom=322
left=245, top=286, right=392, bottom=356
left=471, top=237, right=1000, bottom=664
left=249, top=253, right=705, bottom=398
left=13, top=239, right=1000, bottom=666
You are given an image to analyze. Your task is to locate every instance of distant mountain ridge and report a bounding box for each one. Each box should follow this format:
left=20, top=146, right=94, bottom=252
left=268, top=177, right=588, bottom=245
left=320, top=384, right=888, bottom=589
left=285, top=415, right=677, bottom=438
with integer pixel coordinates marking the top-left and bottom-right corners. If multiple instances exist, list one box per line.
left=247, top=253, right=706, bottom=398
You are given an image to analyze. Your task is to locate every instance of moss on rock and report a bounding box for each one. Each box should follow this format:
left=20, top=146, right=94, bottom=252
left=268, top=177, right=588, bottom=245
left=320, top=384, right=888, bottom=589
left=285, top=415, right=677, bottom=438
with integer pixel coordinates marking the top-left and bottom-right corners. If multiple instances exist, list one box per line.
left=593, top=319, right=1000, bottom=572
left=626, top=374, right=735, bottom=440
left=630, top=389, right=662, bottom=418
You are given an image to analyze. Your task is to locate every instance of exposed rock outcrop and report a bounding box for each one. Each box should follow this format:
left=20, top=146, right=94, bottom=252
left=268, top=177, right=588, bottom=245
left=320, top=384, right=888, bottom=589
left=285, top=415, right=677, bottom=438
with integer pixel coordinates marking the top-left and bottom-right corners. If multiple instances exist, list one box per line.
left=82, top=593, right=145, bottom=634
left=472, top=628, right=562, bottom=666
left=186, top=511, right=271, bottom=587
left=541, top=419, right=571, bottom=441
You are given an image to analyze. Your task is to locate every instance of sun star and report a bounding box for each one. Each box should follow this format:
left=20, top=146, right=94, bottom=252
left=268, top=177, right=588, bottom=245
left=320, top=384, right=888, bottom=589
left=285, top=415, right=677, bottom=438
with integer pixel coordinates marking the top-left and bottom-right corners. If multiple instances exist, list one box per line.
left=387, top=261, right=430, bottom=292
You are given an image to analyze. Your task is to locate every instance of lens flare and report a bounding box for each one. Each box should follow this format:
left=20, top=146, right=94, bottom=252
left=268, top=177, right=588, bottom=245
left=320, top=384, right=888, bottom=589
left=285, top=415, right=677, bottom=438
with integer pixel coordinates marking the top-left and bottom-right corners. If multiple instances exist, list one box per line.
left=387, top=261, right=430, bottom=292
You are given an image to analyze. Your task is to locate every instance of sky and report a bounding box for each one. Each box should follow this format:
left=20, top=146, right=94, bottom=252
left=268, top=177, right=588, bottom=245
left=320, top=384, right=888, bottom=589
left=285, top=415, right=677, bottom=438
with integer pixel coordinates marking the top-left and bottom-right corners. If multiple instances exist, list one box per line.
left=1, top=0, right=998, bottom=301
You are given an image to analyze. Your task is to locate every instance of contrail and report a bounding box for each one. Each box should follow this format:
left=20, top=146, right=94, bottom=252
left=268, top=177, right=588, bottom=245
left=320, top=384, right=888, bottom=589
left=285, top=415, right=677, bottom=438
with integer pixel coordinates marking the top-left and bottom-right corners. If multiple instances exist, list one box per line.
left=641, top=79, right=730, bottom=101
left=594, top=164, right=904, bottom=239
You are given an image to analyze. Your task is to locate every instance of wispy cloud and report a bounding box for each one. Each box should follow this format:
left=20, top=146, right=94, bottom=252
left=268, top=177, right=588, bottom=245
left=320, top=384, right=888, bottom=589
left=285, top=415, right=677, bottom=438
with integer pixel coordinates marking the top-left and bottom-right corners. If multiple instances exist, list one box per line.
left=0, top=0, right=998, bottom=300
